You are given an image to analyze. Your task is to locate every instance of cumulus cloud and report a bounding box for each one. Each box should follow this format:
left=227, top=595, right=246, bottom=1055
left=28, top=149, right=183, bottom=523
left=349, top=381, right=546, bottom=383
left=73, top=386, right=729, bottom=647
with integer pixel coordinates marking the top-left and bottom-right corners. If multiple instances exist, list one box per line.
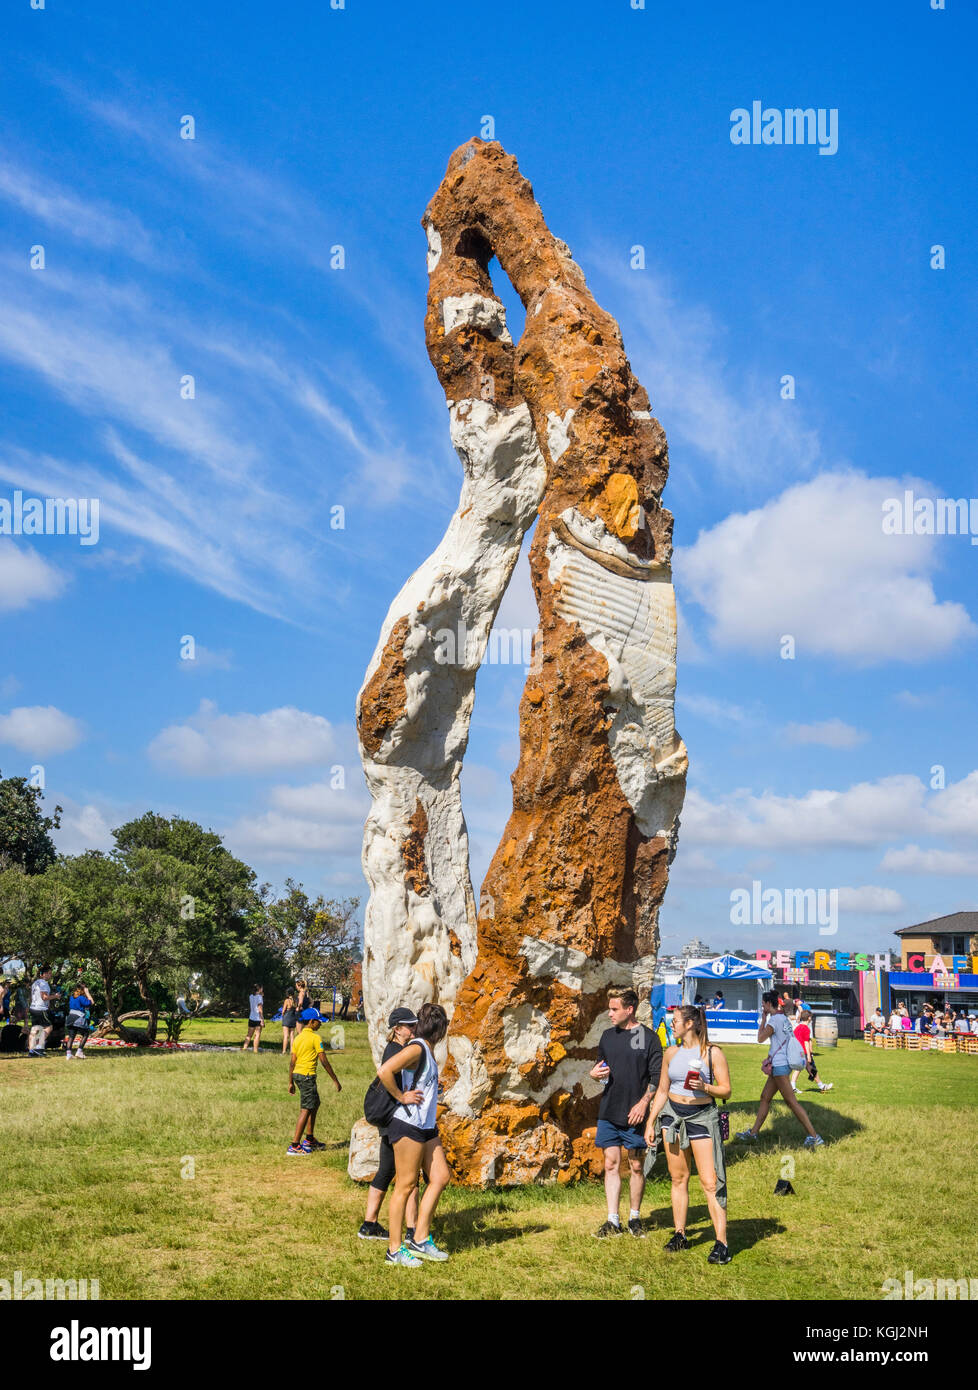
left=54, top=801, right=115, bottom=855
left=223, top=778, right=368, bottom=860
left=784, top=719, right=868, bottom=749
left=0, top=544, right=64, bottom=611
left=148, top=700, right=336, bottom=775
left=678, top=472, right=976, bottom=663
left=0, top=705, right=83, bottom=756
left=683, top=770, right=978, bottom=851
left=837, top=885, right=905, bottom=914
left=881, top=844, right=978, bottom=877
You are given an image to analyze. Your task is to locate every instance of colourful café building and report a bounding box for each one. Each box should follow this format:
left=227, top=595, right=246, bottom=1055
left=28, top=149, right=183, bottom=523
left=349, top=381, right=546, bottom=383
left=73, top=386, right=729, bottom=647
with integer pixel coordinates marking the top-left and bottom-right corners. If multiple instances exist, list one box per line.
left=888, top=911, right=978, bottom=1017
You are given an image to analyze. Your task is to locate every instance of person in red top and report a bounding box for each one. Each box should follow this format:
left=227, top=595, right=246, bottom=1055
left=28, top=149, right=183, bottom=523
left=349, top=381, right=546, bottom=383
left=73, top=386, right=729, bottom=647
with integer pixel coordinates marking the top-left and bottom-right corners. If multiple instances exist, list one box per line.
left=790, top=1010, right=833, bottom=1094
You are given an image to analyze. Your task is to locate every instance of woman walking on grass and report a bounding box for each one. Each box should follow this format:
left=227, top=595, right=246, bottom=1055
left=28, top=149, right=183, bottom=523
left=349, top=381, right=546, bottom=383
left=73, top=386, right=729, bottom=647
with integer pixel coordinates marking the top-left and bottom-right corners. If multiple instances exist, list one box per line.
left=645, top=1005, right=732, bottom=1265
left=736, top=991, right=825, bottom=1148
left=376, top=1002, right=451, bottom=1268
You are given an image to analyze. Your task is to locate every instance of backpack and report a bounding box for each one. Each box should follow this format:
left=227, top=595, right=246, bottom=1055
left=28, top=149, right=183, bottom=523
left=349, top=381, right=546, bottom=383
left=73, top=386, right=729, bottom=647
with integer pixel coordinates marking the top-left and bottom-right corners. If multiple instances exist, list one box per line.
left=364, top=1041, right=427, bottom=1129
left=785, top=1030, right=807, bottom=1072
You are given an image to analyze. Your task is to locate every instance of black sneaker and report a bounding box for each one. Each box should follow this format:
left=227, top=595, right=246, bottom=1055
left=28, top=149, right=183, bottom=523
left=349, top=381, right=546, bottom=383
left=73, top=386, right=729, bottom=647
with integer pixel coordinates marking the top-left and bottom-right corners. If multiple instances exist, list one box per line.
left=594, top=1219, right=624, bottom=1238
left=627, top=1218, right=646, bottom=1238
left=357, top=1221, right=389, bottom=1241
left=707, top=1240, right=732, bottom=1264
left=663, top=1230, right=690, bottom=1252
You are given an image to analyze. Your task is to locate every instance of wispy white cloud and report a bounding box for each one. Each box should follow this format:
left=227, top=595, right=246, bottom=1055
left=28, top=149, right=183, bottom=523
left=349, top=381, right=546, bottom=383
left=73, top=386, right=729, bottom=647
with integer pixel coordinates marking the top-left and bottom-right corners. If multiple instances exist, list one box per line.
left=881, top=844, right=978, bottom=877
left=0, top=158, right=159, bottom=263
left=784, top=719, right=868, bottom=749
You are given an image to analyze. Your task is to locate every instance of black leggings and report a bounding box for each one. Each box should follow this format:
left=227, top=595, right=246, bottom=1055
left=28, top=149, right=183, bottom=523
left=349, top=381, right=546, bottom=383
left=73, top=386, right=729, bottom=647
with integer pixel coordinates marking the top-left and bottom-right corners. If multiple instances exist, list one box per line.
left=369, top=1132, right=396, bottom=1194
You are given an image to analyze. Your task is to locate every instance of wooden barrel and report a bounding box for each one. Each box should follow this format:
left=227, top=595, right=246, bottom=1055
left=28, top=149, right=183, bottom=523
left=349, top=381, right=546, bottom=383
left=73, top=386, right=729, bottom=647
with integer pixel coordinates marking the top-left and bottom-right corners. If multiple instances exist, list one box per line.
left=814, top=1014, right=839, bottom=1049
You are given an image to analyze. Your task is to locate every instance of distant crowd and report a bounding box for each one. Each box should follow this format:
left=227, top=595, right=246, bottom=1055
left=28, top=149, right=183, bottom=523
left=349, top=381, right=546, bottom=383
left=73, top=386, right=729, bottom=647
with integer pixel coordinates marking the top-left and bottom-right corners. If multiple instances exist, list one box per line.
left=870, top=1003, right=977, bottom=1036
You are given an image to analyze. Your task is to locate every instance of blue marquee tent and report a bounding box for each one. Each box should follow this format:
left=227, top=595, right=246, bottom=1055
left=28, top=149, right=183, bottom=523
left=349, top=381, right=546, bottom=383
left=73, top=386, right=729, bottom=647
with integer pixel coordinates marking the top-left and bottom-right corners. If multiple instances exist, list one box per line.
left=682, top=954, right=773, bottom=1044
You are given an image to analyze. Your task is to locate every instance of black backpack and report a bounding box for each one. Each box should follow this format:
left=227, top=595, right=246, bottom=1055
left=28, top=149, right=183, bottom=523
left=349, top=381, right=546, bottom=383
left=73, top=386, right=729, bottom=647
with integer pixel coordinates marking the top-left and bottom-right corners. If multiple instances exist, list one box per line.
left=364, top=1041, right=427, bottom=1128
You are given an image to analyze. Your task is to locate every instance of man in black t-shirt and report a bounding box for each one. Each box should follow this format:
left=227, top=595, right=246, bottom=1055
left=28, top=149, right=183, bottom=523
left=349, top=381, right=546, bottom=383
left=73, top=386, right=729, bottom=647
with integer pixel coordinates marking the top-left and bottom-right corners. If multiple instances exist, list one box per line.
left=590, top=987, right=663, bottom=1238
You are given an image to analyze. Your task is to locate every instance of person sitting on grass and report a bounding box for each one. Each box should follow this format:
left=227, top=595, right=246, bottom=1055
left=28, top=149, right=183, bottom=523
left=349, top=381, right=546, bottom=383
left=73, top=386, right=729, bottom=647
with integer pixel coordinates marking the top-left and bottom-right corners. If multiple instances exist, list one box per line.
left=789, top=1011, right=833, bottom=1094
left=736, top=991, right=825, bottom=1149
left=377, top=1002, right=451, bottom=1268
left=287, top=1008, right=341, bottom=1155
left=65, top=983, right=94, bottom=1060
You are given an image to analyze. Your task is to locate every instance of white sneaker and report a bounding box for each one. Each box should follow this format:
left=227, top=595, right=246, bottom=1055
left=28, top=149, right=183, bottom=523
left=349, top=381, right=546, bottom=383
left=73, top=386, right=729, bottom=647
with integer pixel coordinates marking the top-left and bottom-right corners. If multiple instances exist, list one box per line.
left=74, top=1049, right=85, bottom=1059
left=818, top=1082, right=832, bottom=1091
left=65, top=1050, right=73, bottom=1059
left=803, top=1134, right=825, bottom=1148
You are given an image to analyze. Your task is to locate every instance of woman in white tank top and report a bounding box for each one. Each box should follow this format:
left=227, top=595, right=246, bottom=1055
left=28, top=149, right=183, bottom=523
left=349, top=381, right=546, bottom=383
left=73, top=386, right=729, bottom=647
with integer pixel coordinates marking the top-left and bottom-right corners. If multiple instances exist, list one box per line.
left=376, top=1002, right=452, bottom=1268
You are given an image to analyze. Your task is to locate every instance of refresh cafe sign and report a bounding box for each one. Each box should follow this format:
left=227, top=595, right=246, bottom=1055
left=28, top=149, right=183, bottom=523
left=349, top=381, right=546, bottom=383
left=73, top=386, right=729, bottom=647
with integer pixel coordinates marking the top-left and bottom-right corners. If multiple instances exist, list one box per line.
left=0, top=490, right=100, bottom=545
left=753, top=949, right=893, bottom=973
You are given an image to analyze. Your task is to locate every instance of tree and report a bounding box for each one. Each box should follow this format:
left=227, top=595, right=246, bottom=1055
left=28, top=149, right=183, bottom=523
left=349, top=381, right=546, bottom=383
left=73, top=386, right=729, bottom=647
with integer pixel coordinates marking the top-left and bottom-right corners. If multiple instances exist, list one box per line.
left=0, top=863, right=76, bottom=986
left=0, top=773, right=62, bottom=875
left=111, top=813, right=267, bottom=1006
left=263, top=880, right=361, bottom=993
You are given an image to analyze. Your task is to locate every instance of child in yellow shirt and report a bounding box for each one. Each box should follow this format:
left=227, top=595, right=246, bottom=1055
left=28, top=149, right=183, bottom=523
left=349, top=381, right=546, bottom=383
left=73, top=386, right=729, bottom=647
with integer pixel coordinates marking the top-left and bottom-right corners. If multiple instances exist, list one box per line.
left=287, top=1009, right=341, bottom=1155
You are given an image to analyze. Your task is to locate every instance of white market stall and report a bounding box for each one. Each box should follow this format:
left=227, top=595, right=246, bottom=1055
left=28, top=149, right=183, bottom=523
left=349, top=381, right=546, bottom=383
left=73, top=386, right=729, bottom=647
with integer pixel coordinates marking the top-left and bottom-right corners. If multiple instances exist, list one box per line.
left=682, top=954, right=773, bottom=1045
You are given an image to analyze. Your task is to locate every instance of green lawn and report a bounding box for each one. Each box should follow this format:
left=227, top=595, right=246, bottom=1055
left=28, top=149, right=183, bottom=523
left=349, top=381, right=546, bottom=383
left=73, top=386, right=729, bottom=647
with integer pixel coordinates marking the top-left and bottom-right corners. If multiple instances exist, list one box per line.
left=2, top=1020, right=975, bottom=1300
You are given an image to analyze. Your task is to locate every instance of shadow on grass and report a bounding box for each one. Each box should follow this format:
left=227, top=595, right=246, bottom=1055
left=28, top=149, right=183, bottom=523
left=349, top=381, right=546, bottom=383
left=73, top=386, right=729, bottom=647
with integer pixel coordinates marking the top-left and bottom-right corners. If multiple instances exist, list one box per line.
left=435, top=1204, right=548, bottom=1249
left=679, top=1207, right=785, bottom=1252
left=722, top=1099, right=861, bottom=1162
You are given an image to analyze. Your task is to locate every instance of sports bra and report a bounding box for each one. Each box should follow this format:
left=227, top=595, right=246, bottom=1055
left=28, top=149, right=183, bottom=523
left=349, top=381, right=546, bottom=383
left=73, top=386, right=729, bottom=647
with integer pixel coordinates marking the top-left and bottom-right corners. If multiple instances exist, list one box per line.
left=667, top=1045, right=710, bottom=1099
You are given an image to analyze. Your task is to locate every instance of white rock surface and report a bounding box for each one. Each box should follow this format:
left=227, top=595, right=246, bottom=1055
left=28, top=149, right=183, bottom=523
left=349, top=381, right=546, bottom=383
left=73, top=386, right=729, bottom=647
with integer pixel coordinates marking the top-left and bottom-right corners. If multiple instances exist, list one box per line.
left=357, top=397, right=547, bottom=1065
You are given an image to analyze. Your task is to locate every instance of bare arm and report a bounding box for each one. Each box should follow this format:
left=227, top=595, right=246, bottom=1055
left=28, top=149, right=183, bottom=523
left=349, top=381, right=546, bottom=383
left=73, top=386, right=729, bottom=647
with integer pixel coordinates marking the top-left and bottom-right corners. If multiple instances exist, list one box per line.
left=644, top=1047, right=676, bottom=1138
left=318, top=1049, right=341, bottom=1090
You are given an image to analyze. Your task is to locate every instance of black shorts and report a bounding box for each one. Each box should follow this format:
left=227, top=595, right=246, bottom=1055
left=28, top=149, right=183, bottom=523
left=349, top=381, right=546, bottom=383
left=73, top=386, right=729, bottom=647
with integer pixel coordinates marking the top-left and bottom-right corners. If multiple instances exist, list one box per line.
left=388, top=1118, right=438, bottom=1145
left=282, top=1013, right=296, bottom=1028
left=248, top=1018, right=262, bottom=1028
left=667, top=1101, right=711, bottom=1141
left=30, top=1009, right=51, bottom=1028
left=294, top=1073, right=320, bottom=1112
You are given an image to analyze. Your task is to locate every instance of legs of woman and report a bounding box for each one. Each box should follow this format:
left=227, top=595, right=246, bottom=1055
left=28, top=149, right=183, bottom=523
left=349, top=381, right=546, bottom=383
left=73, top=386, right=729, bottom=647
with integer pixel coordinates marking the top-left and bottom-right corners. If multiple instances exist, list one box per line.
left=665, top=1141, right=692, bottom=1232
left=689, top=1137, right=726, bottom=1245
left=747, top=1075, right=779, bottom=1135
left=365, top=1134, right=395, bottom=1224
left=413, top=1139, right=450, bottom=1244
left=774, top=1074, right=817, bottom=1136
left=387, top=1136, right=423, bottom=1255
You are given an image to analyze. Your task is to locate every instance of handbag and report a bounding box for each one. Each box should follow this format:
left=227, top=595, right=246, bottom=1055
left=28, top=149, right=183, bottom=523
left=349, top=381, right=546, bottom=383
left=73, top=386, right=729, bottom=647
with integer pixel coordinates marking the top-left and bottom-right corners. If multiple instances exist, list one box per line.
left=708, top=1045, right=730, bottom=1141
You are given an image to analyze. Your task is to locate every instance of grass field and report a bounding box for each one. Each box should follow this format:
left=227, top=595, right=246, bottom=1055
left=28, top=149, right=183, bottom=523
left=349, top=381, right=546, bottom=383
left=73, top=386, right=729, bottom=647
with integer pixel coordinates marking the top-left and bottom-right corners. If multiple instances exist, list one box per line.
left=2, top=1018, right=976, bottom=1301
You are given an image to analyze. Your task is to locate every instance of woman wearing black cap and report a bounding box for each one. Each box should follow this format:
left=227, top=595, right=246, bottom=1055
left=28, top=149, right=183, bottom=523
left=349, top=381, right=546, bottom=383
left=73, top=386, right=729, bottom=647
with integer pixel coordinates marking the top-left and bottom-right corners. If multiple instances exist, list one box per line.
left=357, top=1007, right=421, bottom=1242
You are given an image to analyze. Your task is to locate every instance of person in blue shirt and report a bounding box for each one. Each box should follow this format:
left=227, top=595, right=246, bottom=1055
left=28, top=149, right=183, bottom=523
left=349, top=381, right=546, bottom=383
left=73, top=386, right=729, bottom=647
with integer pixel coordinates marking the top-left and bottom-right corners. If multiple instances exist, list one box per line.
left=65, top=984, right=94, bottom=1059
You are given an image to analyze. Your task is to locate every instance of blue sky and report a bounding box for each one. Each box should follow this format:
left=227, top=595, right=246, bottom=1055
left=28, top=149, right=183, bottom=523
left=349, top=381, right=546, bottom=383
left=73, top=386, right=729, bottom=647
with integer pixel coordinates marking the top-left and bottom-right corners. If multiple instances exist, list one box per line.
left=1, top=0, right=975, bottom=959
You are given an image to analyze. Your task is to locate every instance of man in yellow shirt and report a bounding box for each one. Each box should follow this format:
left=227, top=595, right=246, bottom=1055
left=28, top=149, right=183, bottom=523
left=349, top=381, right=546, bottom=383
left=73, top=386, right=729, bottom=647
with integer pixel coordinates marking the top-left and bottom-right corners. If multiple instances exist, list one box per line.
left=287, top=1009, right=341, bottom=1155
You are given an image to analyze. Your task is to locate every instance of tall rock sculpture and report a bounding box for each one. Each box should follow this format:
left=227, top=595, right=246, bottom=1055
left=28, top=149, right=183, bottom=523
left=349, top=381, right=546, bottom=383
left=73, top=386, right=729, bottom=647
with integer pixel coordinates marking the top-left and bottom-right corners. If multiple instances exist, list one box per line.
left=355, top=139, right=686, bottom=1185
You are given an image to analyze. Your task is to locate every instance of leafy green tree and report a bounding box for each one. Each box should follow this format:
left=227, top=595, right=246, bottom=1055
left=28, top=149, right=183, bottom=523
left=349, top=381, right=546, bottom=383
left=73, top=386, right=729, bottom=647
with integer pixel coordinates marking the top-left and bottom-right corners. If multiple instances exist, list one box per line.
left=264, top=879, right=361, bottom=994
left=112, top=814, right=263, bottom=1002
left=0, top=773, right=62, bottom=875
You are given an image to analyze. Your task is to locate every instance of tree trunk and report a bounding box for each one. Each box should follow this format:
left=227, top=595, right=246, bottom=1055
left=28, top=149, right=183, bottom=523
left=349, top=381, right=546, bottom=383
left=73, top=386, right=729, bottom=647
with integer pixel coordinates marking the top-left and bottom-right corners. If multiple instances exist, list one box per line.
left=135, top=970, right=158, bottom=1043
left=96, top=961, right=151, bottom=1045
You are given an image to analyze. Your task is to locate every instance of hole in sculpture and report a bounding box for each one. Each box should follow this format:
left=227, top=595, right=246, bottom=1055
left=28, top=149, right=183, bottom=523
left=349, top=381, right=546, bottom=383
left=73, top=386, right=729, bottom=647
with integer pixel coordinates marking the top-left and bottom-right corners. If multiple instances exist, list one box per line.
left=460, top=519, right=538, bottom=911
left=486, top=255, right=526, bottom=346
